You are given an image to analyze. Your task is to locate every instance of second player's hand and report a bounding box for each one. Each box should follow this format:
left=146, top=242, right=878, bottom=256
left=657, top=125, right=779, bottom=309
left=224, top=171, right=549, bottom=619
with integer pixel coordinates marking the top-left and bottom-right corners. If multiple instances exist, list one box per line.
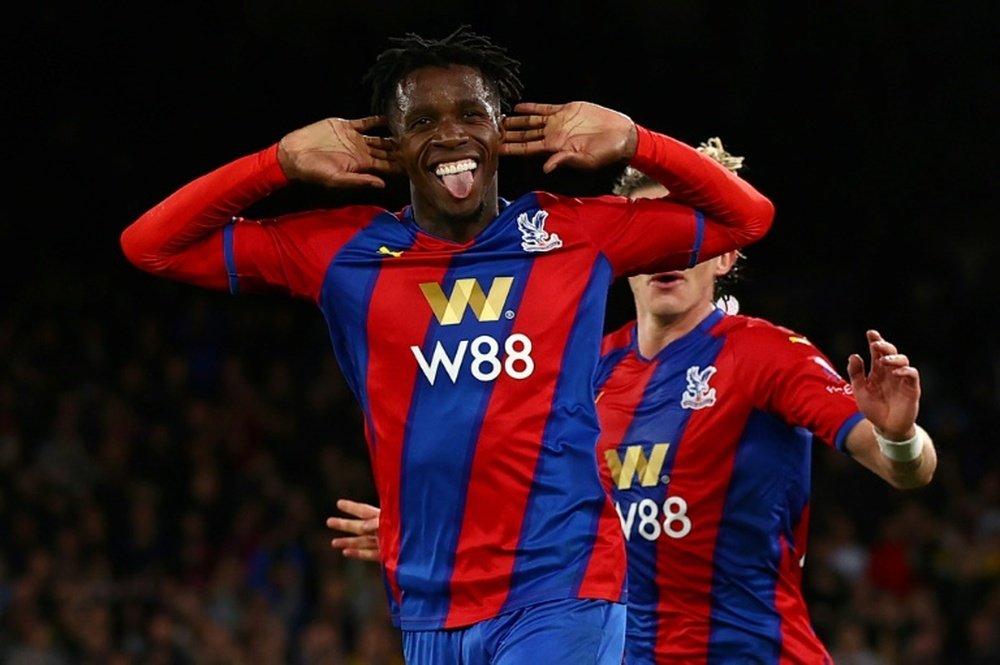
left=847, top=330, right=921, bottom=440
left=326, top=499, right=382, bottom=562
left=501, top=102, right=637, bottom=173
left=278, top=115, right=399, bottom=189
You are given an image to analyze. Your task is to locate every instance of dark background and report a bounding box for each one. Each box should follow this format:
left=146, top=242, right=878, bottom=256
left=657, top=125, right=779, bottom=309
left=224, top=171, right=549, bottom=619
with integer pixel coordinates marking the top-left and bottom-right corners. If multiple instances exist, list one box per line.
left=10, top=1, right=998, bottom=358
left=3, top=2, right=998, bottom=663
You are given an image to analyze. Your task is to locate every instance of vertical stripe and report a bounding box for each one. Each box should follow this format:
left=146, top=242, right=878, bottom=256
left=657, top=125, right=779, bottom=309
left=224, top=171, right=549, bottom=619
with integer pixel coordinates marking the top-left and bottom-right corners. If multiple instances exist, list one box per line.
left=688, top=209, right=705, bottom=268
left=223, top=221, right=239, bottom=294
left=592, top=348, right=659, bottom=665
left=501, top=257, right=620, bottom=612
left=706, top=411, right=811, bottom=663
left=365, top=259, right=448, bottom=621
left=401, top=254, right=534, bottom=627
left=320, top=213, right=419, bottom=617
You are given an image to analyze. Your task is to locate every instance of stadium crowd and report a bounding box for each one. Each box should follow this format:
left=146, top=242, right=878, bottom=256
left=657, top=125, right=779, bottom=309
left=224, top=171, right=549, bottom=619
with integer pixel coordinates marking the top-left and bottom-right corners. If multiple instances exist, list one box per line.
left=1, top=266, right=997, bottom=664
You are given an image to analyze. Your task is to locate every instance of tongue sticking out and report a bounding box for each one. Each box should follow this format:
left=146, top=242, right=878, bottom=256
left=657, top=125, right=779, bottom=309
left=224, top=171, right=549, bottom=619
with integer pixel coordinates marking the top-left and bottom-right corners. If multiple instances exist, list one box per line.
left=441, top=171, right=475, bottom=199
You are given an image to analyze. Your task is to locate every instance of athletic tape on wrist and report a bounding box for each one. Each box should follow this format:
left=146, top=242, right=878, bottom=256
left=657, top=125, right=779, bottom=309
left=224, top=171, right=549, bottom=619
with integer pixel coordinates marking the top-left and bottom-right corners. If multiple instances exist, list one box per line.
left=874, top=424, right=925, bottom=462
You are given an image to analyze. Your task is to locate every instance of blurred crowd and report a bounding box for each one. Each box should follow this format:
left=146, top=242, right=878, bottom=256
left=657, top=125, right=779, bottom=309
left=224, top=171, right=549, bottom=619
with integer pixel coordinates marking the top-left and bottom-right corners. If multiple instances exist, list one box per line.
left=1, top=267, right=997, bottom=664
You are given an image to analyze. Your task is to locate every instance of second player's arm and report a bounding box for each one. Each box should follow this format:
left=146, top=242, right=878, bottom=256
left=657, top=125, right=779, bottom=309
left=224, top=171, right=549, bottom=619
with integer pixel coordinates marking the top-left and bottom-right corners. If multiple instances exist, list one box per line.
left=843, top=330, right=937, bottom=489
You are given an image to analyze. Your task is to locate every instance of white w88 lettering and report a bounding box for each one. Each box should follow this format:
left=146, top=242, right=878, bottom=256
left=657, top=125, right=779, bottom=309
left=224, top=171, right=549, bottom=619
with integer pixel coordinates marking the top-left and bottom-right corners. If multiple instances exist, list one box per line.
left=615, top=497, right=692, bottom=541
left=410, top=333, right=534, bottom=385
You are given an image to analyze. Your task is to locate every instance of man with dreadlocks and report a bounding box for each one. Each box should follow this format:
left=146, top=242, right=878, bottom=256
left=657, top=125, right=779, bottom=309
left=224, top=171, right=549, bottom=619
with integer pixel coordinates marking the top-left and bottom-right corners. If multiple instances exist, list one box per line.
left=121, top=26, right=774, bottom=663
left=328, top=139, right=937, bottom=663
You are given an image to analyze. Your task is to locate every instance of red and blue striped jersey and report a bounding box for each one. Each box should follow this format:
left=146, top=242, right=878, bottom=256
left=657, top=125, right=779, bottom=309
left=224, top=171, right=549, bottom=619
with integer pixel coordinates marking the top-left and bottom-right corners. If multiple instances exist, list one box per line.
left=596, top=310, right=863, bottom=664
left=120, top=128, right=773, bottom=630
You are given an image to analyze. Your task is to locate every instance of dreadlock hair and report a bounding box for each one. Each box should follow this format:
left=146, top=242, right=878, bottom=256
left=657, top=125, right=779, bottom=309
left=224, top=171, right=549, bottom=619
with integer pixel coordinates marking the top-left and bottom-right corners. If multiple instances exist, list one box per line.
left=612, top=137, right=747, bottom=302
left=363, top=25, right=524, bottom=121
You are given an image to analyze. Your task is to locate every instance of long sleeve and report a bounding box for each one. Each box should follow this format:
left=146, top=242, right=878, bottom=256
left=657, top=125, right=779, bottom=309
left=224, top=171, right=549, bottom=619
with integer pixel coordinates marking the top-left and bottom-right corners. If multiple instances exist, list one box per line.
left=120, top=144, right=288, bottom=290
left=629, top=126, right=774, bottom=258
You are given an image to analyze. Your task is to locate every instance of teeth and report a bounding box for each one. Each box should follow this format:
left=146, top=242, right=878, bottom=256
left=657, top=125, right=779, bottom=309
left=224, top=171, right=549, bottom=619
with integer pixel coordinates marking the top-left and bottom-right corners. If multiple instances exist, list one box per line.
left=434, top=159, right=477, bottom=176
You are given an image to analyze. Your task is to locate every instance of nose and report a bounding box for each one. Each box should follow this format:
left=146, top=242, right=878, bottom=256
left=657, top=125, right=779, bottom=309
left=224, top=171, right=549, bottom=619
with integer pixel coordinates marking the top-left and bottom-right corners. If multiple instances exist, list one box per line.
left=432, top=117, right=469, bottom=148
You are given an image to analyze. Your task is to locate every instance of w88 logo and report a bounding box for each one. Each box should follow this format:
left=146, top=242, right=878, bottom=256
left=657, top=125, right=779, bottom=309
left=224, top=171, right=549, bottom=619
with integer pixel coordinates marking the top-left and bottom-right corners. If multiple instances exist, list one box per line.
left=410, top=334, right=534, bottom=385
left=615, top=496, right=692, bottom=541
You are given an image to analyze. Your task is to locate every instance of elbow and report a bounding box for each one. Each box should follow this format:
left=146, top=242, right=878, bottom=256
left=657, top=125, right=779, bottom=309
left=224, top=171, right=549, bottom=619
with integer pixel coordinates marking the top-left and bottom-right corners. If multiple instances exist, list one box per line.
left=120, top=224, right=169, bottom=274
left=120, top=225, right=151, bottom=270
left=748, top=197, right=775, bottom=243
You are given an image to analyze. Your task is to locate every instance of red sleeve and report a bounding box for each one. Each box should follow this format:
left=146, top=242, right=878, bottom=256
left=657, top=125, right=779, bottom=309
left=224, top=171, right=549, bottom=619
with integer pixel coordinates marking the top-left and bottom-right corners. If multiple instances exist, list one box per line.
left=727, top=318, right=863, bottom=450
left=574, top=125, right=775, bottom=277
left=120, top=144, right=372, bottom=301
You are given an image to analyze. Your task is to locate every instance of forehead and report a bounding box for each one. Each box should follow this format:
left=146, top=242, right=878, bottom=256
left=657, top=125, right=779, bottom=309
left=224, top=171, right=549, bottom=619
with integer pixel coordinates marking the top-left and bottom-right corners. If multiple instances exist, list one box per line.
left=393, top=64, right=496, bottom=114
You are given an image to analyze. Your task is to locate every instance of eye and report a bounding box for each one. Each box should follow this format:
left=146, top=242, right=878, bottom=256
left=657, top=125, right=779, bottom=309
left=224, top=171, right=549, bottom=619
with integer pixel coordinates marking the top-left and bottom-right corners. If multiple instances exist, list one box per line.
left=407, top=116, right=433, bottom=130
left=463, top=109, right=490, bottom=121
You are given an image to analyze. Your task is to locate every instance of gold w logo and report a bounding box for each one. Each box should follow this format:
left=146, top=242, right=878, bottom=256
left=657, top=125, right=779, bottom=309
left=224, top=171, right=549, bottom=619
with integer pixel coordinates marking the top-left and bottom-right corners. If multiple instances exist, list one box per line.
left=419, top=277, right=514, bottom=325
left=604, top=443, right=670, bottom=489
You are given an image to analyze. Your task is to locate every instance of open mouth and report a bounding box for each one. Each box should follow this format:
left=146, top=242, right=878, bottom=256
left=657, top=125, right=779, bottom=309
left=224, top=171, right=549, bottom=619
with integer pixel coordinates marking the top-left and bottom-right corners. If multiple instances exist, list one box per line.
left=651, top=272, right=683, bottom=286
left=433, top=159, right=478, bottom=199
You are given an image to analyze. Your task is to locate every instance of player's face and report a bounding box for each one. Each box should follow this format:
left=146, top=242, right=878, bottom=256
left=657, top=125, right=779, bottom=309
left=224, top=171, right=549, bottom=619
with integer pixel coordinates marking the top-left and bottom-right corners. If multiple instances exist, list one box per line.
left=389, top=65, right=504, bottom=223
left=628, top=256, right=734, bottom=320
left=625, top=182, right=736, bottom=321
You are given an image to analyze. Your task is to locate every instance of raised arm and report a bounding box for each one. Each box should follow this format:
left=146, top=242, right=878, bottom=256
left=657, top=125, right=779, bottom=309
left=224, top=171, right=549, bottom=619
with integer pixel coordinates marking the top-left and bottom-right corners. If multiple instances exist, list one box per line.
left=844, top=330, right=937, bottom=489
left=502, top=102, right=774, bottom=255
left=120, top=116, right=396, bottom=290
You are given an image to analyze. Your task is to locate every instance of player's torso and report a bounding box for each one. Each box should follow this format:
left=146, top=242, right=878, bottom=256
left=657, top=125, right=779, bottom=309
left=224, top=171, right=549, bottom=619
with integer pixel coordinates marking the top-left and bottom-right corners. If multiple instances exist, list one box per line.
left=319, top=195, right=608, bottom=467
left=596, top=313, right=827, bottom=662
left=318, top=194, right=625, bottom=627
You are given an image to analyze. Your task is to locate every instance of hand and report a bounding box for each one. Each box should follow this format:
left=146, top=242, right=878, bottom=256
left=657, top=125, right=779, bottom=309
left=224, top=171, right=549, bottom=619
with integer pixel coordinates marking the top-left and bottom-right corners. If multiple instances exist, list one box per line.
left=277, top=116, right=400, bottom=188
left=326, top=499, right=381, bottom=562
left=847, top=330, right=921, bottom=440
left=501, top=102, right=637, bottom=173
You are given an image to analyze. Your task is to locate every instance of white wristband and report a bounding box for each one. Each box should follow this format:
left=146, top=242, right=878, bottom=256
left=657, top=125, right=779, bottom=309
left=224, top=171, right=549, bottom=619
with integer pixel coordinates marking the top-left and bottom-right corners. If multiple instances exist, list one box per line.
left=874, top=424, right=925, bottom=462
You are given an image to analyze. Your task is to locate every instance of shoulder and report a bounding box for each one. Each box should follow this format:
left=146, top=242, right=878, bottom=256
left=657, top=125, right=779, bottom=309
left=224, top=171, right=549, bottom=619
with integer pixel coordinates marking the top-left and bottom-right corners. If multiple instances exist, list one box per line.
left=713, top=313, right=808, bottom=344
left=530, top=191, right=626, bottom=213
left=711, top=314, right=827, bottom=364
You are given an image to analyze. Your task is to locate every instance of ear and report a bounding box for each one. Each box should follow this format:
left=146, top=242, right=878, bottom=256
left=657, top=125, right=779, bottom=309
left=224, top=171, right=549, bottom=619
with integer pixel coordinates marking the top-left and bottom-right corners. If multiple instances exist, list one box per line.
left=714, top=251, right=739, bottom=277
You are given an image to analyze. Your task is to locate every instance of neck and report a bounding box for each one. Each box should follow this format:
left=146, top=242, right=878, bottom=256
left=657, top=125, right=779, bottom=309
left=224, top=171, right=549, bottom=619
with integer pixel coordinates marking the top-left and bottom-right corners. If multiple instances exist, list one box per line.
left=635, top=301, right=717, bottom=358
left=409, top=184, right=500, bottom=243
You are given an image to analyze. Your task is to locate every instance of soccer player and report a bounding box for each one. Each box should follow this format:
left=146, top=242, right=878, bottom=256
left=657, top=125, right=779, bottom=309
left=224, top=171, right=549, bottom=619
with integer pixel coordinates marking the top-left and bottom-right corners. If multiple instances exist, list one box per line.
left=120, top=26, right=774, bottom=665
left=594, top=158, right=936, bottom=663
left=327, top=139, right=936, bottom=663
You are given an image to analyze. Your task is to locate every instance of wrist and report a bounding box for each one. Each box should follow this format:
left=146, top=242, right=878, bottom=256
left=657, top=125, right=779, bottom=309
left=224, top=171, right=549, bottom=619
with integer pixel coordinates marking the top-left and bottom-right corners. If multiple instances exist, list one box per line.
left=873, top=424, right=926, bottom=462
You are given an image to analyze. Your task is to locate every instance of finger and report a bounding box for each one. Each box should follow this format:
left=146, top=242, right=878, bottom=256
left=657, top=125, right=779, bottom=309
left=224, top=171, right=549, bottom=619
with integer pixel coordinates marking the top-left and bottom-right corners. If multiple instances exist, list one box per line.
left=364, top=135, right=396, bottom=148
left=871, top=339, right=898, bottom=357
left=336, top=499, right=381, bottom=520
left=846, top=353, right=865, bottom=382
left=512, top=102, right=562, bottom=115
left=502, top=115, right=548, bottom=131
left=542, top=153, right=565, bottom=173
left=499, top=141, right=549, bottom=157
left=331, top=535, right=378, bottom=550
left=543, top=152, right=598, bottom=173
left=343, top=548, right=382, bottom=562
left=891, top=366, right=920, bottom=383
left=367, top=158, right=402, bottom=174
left=350, top=115, right=386, bottom=132
left=327, top=517, right=366, bottom=535
left=503, top=129, right=548, bottom=143
left=878, top=353, right=910, bottom=368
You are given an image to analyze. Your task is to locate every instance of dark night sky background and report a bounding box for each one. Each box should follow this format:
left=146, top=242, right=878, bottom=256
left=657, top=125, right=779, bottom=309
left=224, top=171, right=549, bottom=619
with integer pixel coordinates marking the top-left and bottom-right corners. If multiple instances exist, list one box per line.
left=7, top=2, right=999, bottom=457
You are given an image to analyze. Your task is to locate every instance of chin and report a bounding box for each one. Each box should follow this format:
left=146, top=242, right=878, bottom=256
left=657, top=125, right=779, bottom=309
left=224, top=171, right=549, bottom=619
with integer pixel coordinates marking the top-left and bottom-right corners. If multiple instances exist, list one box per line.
left=443, top=197, right=486, bottom=222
